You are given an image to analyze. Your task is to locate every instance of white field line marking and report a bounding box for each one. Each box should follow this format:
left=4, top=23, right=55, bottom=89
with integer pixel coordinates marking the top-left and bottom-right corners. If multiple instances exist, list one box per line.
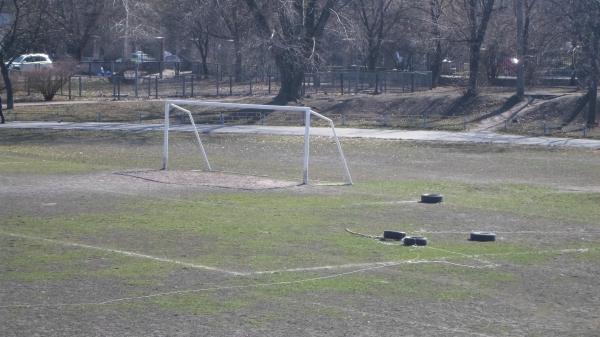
left=2, top=232, right=244, bottom=276
left=2, top=231, right=492, bottom=277
left=415, top=230, right=600, bottom=236
left=250, top=259, right=494, bottom=275
left=0, top=261, right=407, bottom=309
left=0, top=240, right=593, bottom=309
left=426, top=246, right=594, bottom=268
left=250, top=247, right=594, bottom=275
left=348, top=200, right=418, bottom=206
left=2, top=232, right=593, bottom=278
left=471, top=247, right=591, bottom=257
left=426, top=246, right=499, bottom=267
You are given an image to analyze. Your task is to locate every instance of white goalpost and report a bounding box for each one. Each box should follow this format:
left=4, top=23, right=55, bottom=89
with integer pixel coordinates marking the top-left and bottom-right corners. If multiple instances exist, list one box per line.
left=161, top=100, right=353, bottom=185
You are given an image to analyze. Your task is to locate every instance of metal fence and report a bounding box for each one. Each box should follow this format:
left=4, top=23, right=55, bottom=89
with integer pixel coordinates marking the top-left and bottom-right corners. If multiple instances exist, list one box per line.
left=303, top=71, right=432, bottom=95
left=8, top=62, right=432, bottom=102
left=441, top=50, right=578, bottom=86
left=2, top=99, right=460, bottom=128
left=9, top=72, right=280, bottom=102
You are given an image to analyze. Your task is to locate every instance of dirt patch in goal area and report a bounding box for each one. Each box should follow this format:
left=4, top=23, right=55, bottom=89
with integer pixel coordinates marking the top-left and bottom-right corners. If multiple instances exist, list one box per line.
left=114, top=170, right=299, bottom=190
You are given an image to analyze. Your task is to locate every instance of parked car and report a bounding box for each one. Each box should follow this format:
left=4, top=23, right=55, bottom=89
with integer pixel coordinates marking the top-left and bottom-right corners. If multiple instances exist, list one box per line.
left=114, top=51, right=155, bottom=63
left=132, top=51, right=157, bottom=63
left=163, top=51, right=181, bottom=63
left=8, top=53, right=53, bottom=71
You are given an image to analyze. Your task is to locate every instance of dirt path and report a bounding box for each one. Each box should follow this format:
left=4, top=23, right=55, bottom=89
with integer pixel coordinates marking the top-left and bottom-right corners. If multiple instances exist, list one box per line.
left=3, top=121, right=600, bottom=149
left=471, top=93, right=580, bottom=133
left=471, top=97, right=533, bottom=132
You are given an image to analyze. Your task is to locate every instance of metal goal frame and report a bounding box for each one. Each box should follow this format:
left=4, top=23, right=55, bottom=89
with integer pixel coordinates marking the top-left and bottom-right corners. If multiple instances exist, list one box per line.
left=162, top=100, right=353, bottom=185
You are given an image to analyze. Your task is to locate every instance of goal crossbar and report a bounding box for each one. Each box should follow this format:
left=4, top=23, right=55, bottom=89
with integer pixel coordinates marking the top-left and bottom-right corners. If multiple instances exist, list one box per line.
left=162, top=100, right=353, bottom=185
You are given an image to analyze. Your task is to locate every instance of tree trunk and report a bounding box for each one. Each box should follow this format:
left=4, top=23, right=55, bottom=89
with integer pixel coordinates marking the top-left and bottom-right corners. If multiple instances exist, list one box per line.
left=485, top=44, right=498, bottom=80
left=234, top=39, right=243, bottom=82
left=366, top=40, right=379, bottom=71
left=430, top=41, right=443, bottom=87
left=197, top=43, right=209, bottom=79
left=0, top=61, right=14, bottom=110
left=272, top=48, right=305, bottom=103
left=77, top=45, right=84, bottom=62
left=0, top=96, right=4, bottom=124
left=429, top=0, right=443, bottom=88
left=523, top=0, right=532, bottom=86
left=201, top=55, right=209, bottom=79
left=587, top=79, right=597, bottom=127
left=465, top=0, right=495, bottom=97
left=466, top=42, right=482, bottom=97
left=515, top=0, right=525, bottom=98
left=587, top=33, right=599, bottom=127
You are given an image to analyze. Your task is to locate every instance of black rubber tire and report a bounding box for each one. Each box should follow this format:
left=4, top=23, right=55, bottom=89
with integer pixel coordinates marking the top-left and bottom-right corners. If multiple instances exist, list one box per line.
left=413, top=236, right=428, bottom=246
left=403, top=237, right=416, bottom=246
left=469, top=231, right=496, bottom=242
left=421, top=194, right=443, bottom=204
left=383, top=230, right=406, bottom=241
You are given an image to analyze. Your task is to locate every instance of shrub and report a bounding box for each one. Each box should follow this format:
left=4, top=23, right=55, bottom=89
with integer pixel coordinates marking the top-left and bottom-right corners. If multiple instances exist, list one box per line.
left=25, top=61, right=76, bottom=101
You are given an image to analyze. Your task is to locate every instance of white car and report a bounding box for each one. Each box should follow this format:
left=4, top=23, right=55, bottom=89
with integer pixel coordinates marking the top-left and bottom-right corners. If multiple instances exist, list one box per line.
left=8, top=53, right=53, bottom=71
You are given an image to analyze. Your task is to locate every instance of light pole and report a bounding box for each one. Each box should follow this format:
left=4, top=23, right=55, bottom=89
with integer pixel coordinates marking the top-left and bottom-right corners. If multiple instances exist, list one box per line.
left=156, top=36, right=164, bottom=79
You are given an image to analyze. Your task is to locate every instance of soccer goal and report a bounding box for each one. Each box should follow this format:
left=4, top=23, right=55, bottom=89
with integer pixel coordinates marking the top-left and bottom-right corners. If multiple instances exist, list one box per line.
left=161, top=100, right=353, bottom=185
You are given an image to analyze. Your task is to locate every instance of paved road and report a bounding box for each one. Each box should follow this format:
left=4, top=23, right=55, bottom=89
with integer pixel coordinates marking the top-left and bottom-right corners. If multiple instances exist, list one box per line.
left=2, top=121, right=600, bottom=150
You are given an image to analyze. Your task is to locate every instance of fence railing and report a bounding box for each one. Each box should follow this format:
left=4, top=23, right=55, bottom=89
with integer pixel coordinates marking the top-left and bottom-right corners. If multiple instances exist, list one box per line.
left=4, top=96, right=594, bottom=138
left=7, top=68, right=433, bottom=103
left=440, top=53, right=578, bottom=86
left=303, top=71, right=432, bottom=95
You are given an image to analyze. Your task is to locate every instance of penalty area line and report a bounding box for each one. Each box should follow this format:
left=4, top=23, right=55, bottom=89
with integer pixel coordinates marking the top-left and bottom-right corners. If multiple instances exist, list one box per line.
left=250, top=258, right=496, bottom=275
left=0, top=261, right=405, bottom=309
left=1, top=231, right=594, bottom=278
left=1, top=232, right=245, bottom=276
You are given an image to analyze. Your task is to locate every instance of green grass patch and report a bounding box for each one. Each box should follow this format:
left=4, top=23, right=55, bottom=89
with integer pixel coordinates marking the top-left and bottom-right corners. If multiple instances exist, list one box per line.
left=356, top=180, right=600, bottom=224
left=249, top=269, right=485, bottom=301
left=1, top=192, right=434, bottom=270
left=0, top=131, right=161, bottom=174
left=0, top=237, right=174, bottom=285
left=149, top=292, right=248, bottom=315
left=4, top=185, right=593, bottom=272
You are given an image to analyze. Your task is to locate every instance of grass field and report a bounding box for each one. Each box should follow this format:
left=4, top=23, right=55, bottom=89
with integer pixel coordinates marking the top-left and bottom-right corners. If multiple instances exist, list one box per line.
left=1, top=128, right=600, bottom=336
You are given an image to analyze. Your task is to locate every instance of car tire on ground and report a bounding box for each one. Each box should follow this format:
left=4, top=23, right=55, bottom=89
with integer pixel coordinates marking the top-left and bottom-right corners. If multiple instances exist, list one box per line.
left=413, top=237, right=428, bottom=246
left=469, top=231, right=496, bottom=242
left=403, top=236, right=416, bottom=246
left=421, top=194, right=443, bottom=204
left=383, top=230, right=406, bottom=241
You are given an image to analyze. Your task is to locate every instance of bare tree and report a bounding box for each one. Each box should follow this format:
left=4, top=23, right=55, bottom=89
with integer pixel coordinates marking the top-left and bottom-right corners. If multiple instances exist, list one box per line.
left=452, top=0, right=496, bottom=96
left=47, top=0, right=106, bottom=61
left=353, top=0, right=405, bottom=71
left=565, top=0, right=600, bottom=127
left=520, top=0, right=536, bottom=85
left=111, top=0, right=159, bottom=59
left=514, top=0, right=525, bottom=97
left=0, top=0, right=47, bottom=112
left=424, top=0, right=450, bottom=87
left=243, top=0, right=347, bottom=103
left=176, top=0, right=214, bottom=78
left=190, top=17, right=211, bottom=78
left=212, top=0, right=250, bottom=82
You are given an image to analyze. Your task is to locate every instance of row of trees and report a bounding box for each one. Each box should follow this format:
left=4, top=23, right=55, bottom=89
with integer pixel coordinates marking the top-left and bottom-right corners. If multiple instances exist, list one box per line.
left=0, top=0, right=599, bottom=125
